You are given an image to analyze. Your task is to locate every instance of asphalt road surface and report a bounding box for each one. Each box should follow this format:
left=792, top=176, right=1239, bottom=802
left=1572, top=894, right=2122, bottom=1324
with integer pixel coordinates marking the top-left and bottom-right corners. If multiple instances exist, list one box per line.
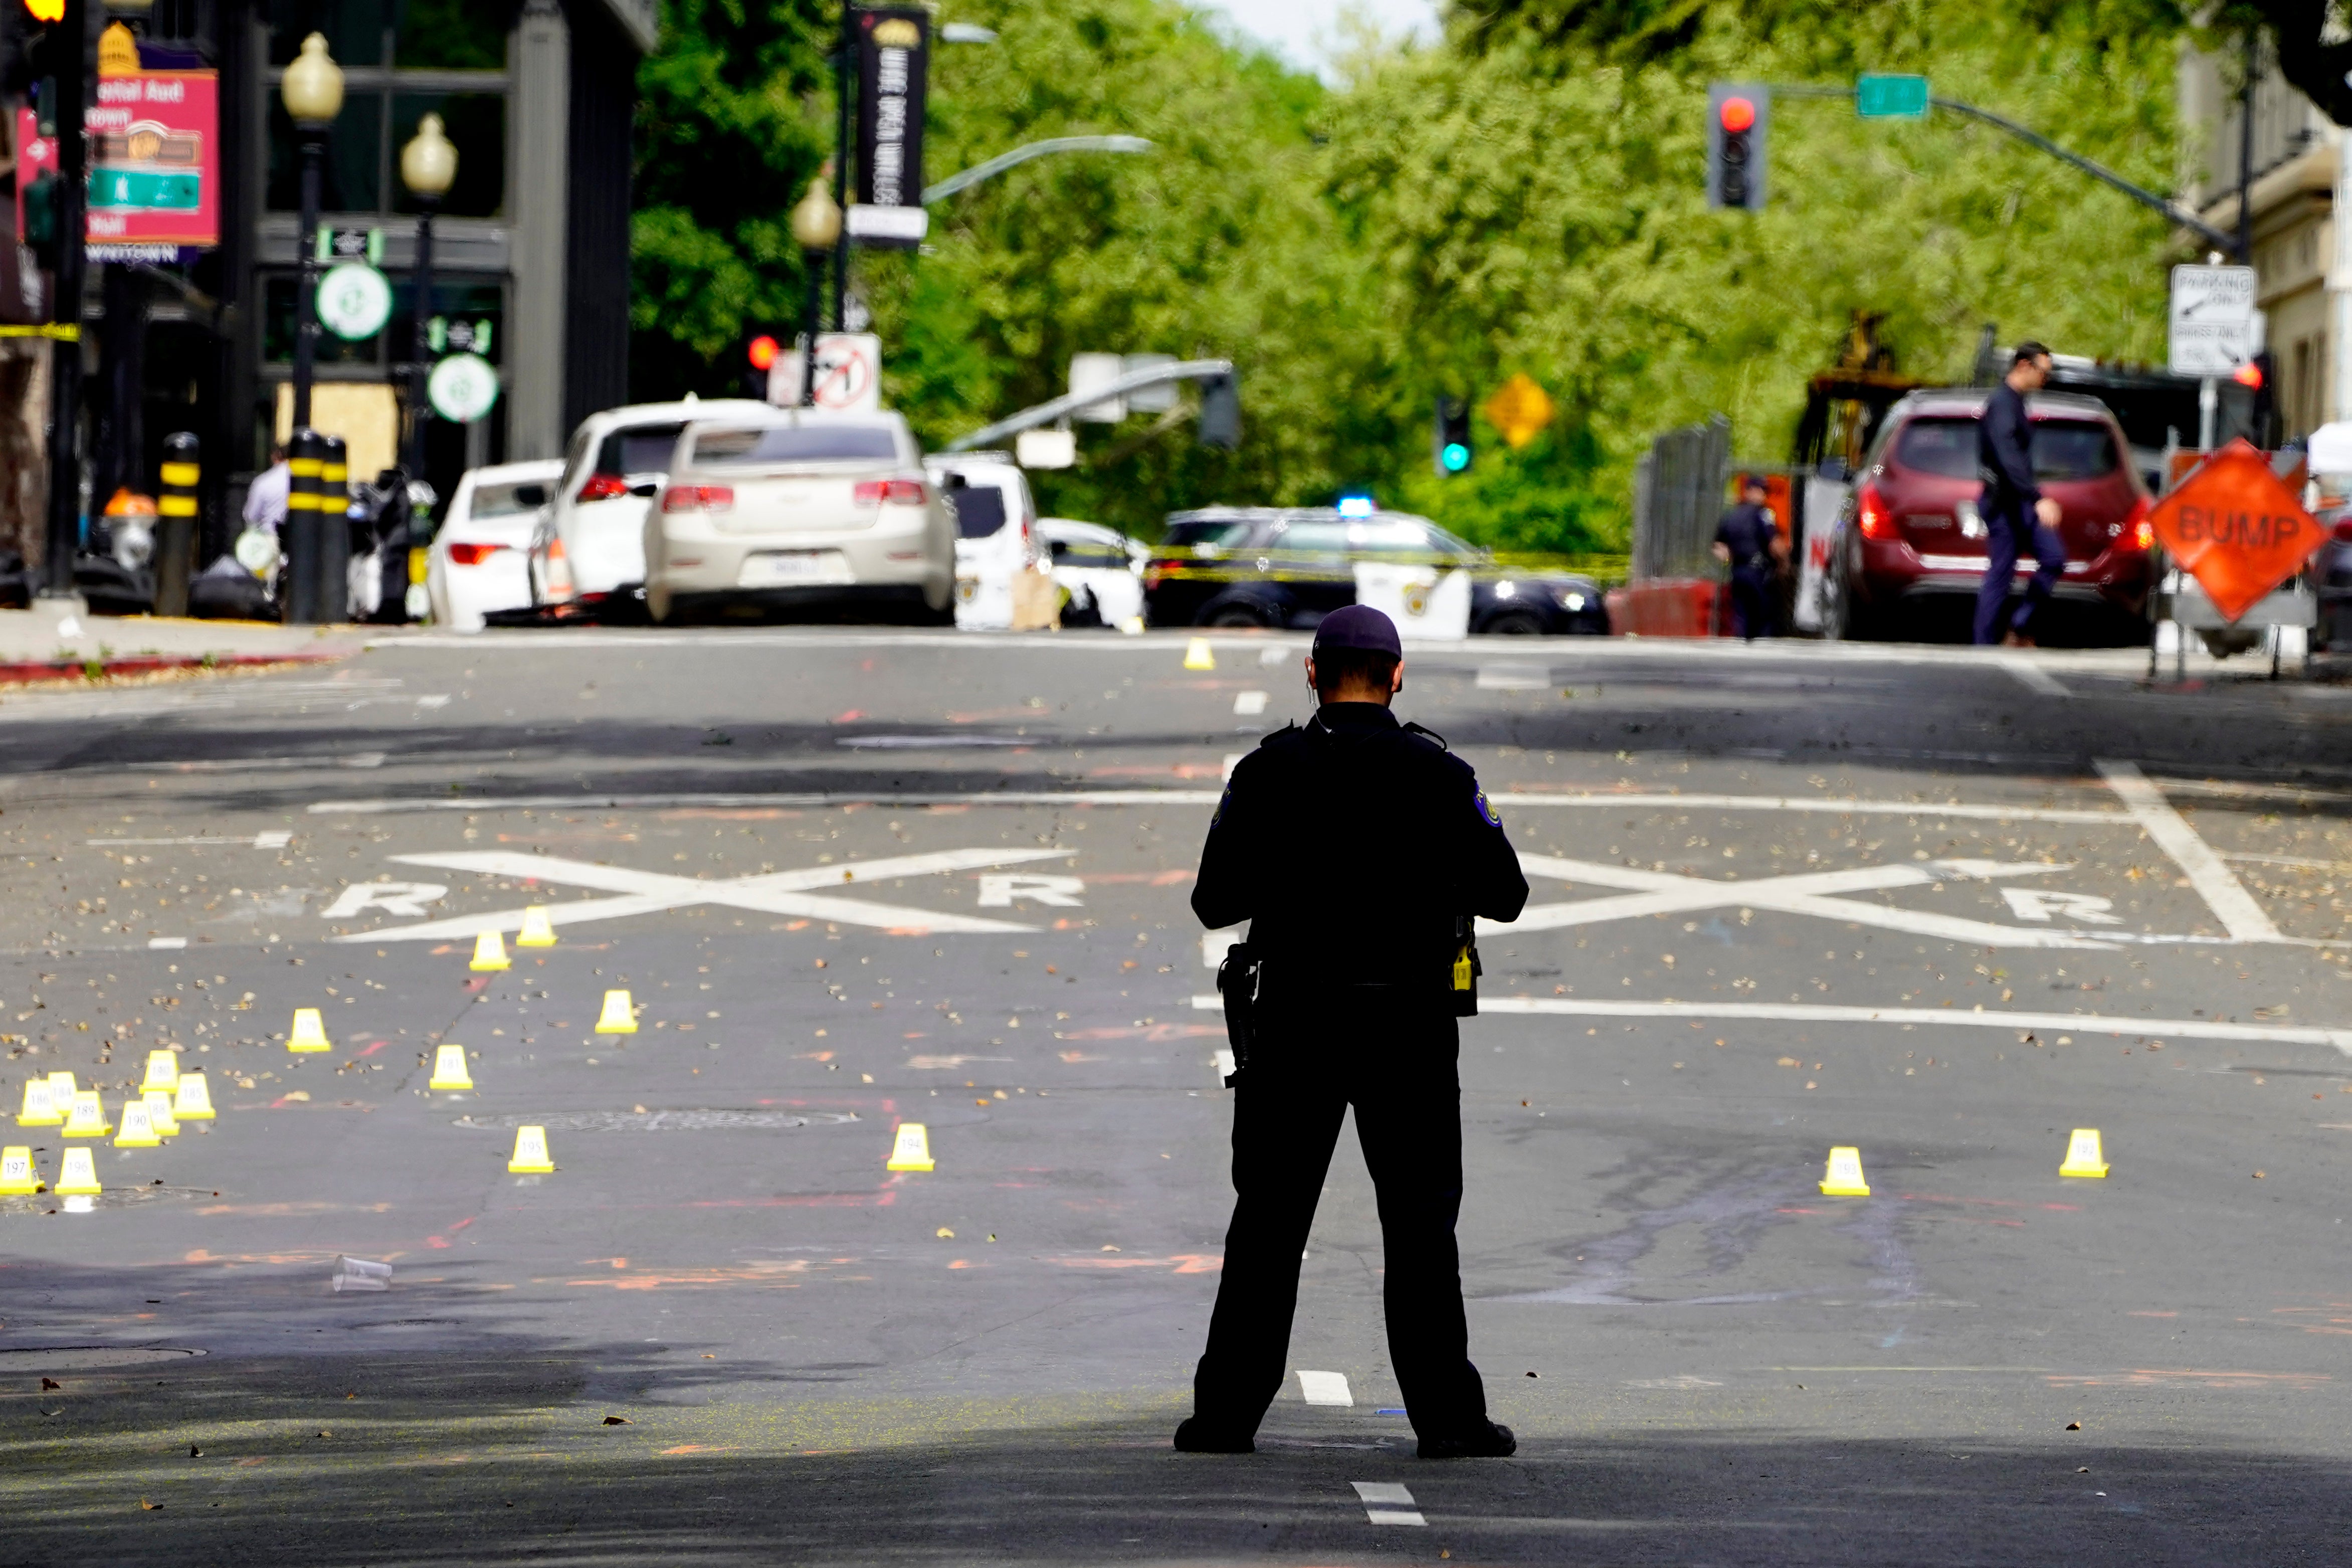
left=4, top=628, right=2351, bottom=1565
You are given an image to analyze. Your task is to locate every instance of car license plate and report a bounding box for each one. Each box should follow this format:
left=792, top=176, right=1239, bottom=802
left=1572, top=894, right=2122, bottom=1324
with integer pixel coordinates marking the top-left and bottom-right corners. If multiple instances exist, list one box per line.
left=739, top=550, right=853, bottom=587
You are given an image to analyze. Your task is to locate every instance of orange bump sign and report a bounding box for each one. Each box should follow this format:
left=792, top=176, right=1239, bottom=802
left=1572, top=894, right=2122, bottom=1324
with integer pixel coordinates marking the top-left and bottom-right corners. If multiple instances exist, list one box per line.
left=2149, top=439, right=2321, bottom=623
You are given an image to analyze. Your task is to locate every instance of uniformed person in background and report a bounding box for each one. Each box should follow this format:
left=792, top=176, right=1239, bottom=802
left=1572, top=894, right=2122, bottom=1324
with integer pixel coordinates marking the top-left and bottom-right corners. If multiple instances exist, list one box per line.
left=1712, top=474, right=1788, bottom=640
left=1174, top=605, right=1529, bottom=1460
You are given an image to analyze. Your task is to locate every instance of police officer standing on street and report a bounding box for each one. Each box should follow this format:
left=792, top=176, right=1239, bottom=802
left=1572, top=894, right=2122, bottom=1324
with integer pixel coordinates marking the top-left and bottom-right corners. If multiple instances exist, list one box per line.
left=1712, top=474, right=1788, bottom=639
left=1173, top=605, right=1529, bottom=1460
left=1976, top=341, right=2067, bottom=647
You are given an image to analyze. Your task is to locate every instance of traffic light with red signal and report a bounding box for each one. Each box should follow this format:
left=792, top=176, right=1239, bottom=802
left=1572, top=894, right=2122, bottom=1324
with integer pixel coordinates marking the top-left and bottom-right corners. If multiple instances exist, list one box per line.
left=1707, top=83, right=1770, bottom=211
left=741, top=331, right=784, bottom=398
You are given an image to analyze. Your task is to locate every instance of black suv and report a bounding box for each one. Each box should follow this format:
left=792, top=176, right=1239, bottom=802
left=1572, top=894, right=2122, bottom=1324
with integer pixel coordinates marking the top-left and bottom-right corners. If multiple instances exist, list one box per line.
left=1142, top=507, right=1610, bottom=635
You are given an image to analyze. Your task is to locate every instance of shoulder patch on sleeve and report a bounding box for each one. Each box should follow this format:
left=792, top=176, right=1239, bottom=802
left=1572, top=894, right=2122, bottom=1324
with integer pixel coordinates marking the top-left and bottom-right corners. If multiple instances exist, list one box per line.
left=1474, top=786, right=1501, bottom=827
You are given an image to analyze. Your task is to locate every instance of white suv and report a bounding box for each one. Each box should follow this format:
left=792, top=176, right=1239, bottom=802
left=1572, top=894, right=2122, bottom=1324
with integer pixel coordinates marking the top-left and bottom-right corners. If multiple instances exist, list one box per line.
left=530, top=397, right=770, bottom=615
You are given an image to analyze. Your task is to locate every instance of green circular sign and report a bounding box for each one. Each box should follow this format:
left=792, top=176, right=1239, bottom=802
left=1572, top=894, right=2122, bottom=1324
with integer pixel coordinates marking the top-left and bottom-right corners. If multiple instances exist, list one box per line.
left=428, top=352, right=500, bottom=423
left=317, top=262, right=392, bottom=340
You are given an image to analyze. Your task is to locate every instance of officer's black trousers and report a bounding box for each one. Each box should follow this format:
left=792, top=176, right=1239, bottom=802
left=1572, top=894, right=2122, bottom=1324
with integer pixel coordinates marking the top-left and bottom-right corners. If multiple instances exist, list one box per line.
left=1191, top=993, right=1490, bottom=1442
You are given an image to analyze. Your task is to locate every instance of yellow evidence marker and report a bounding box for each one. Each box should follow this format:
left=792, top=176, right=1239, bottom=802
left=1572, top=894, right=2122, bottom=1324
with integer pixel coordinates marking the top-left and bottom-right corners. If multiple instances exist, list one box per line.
left=470, top=928, right=512, bottom=971
left=428, top=1045, right=475, bottom=1092
left=46, top=1070, right=78, bottom=1105
left=17, top=1079, right=61, bottom=1127
left=113, top=1099, right=161, bottom=1148
left=1183, top=638, right=1216, bottom=671
left=595, top=990, right=638, bottom=1034
left=55, top=1146, right=101, bottom=1197
left=516, top=906, right=558, bottom=947
left=140, top=1049, right=180, bottom=1095
left=288, top=1009, right=331, bottom=1053
left=172, top=1072, right=217, bottom=1121
left=142, top=1090, right=180, bottom=1137
left=1818, top=1146, right=1871, bottom=1197
left=886, top=1122, right=935, bottom=1172
left=508, top=1125, right=555, bottom=1173
left=0, top=1145, right=39, bottom=1195
left=2059, top=1128, right=2110, bottom=1179
left=60, top=1091, right=111, bottom=1138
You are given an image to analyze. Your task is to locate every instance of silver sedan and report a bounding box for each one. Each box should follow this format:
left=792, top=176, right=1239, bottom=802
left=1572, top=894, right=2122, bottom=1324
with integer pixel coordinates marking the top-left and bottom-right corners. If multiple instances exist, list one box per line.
left=643, top=411, right=956, bottom=624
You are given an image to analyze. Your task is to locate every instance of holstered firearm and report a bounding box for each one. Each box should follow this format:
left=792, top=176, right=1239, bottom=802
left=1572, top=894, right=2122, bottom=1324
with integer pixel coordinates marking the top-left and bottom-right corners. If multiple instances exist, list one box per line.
left=1216, top=941, right=1262, bottom=1086
left=1451, top=917, right=1481, bottom=1018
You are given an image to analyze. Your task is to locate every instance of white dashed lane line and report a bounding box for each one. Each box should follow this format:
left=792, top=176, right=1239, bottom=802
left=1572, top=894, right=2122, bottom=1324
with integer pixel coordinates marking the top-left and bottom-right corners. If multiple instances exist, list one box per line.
left=1351, top=1481, right=1425, bottom=1526
left=1233, top=690, right=1269, bottom=715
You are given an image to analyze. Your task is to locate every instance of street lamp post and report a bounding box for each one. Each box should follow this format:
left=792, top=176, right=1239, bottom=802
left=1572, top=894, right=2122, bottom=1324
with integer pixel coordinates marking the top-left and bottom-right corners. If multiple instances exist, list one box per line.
left=37, top=0, right=91, bottom=600
left=281, top=33, right=343, bottom=431
left=399, top=113, right=457, bottom=479
left=789, top=174, right=842, bottom=408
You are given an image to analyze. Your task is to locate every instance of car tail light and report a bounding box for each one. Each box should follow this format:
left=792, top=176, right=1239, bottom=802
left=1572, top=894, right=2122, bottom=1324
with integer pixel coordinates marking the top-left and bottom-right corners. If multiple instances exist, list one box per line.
left=1856, top=483, right=1895, bottom=540
left=576, top=473, right=630, bottom=503
left=854, top=478, right=929, bottom=505
left=2117, top=496, right=2154, bottom=552
left=2334, top=517, right=2352, bottom=544
left=447, top=542, right=506, bottom=566
left=660, top=485, right=734, bottom=513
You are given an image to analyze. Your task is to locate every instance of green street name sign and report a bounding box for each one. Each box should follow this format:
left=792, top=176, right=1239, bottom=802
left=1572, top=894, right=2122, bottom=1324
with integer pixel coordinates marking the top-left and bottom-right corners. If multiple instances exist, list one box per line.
left=1856, top=74, right=1929, bottom=119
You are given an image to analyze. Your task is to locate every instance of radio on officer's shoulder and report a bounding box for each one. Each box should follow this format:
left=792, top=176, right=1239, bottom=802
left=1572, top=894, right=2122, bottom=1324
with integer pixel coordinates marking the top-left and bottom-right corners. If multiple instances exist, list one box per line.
left=1452, top=917, right=1481, bottom=1018
left=1217, top=941, right=1262, bottom=1085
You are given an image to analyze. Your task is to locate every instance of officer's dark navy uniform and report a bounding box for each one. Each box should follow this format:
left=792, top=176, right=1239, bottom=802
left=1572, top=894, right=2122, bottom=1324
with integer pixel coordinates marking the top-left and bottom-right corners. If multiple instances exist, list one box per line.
left=1976, top=343, right=2068, bottom=645
left=1174, top=605, right=1528, bottom=1460
left=1713, top=491, right=1782, bottom=640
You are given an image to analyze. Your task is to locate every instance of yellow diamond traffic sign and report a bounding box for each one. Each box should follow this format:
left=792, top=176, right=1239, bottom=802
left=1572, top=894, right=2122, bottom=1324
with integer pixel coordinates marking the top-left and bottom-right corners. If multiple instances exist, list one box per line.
left=1483, top=372, right=1554, bottom=451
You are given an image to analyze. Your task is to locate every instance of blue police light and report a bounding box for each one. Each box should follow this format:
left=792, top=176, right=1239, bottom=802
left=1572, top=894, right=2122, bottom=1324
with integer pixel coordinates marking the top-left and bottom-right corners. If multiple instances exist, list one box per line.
left=1440, top=442, right=1471, bottom=473
left=1337, top=494, right=1376, bottom=518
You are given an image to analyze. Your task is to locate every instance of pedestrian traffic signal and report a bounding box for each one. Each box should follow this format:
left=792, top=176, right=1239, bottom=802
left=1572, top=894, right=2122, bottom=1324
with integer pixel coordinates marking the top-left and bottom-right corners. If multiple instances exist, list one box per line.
left=22, top=0, right=63, bottom=23
left=20, top=171, right=60, bottom=273
left=746, top=335, right=780, bottom=371
left=1707, top=83, right=1770, bottom=211
left=1434, top=396, right=1472, bottom=476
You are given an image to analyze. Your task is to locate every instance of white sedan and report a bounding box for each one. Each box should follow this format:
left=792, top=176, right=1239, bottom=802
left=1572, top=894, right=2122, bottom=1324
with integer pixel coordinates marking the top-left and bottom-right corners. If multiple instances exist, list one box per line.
left=424, top=460, right=564, bottom=631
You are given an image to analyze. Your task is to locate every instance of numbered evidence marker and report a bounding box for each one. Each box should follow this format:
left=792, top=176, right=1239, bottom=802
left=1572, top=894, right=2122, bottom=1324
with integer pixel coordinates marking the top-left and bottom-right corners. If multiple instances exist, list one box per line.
left=113, top=1099, right=161, bottom=1148
left=173, top=1071, right=217, bottom=1121
left=516, top=905, right=558, bottom=947
left=0, top=1145, right=40, bottom=1195
left=2059, top=1128, right=2110, bottom=1179
left=55, top=1146, right=102, bottom=1197
left=142, top=1090, right=180, bottom=1137
left=1818, top=1146, right=1871, bottom=1197
left=60, top=1091, right=111, bottom=1138
left=595, top=990, right=638, bottom=1034
left=16, top=1078, right=61, bottom=1127
left=140, top=1049, right=180, bottom=1095
left=288, top=1008, right=332, bottom=1053
left=886, top=1122, right=935, bottom=1172
left=469, top=928, right=512, bottom=971
left=508, top=1125, right=555, bottom=1174
left=428, top=1044, right=475, bottom=1092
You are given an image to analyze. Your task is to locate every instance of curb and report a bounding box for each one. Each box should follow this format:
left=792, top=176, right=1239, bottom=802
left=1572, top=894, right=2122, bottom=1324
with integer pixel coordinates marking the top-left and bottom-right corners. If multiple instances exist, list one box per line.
left=0, top=651, right=342, bottom=686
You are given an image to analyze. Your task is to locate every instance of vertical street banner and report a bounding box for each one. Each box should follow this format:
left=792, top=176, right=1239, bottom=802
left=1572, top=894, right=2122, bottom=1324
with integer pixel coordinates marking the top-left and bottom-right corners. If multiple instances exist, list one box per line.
left=85, top=67, right=220, bottom=255
left=849, top=7, right=929, bottom=248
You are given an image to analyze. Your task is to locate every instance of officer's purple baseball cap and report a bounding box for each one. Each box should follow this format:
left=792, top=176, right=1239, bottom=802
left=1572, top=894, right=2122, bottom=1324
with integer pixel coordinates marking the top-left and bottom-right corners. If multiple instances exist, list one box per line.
left=1311, top=604, right=1402, bottom=658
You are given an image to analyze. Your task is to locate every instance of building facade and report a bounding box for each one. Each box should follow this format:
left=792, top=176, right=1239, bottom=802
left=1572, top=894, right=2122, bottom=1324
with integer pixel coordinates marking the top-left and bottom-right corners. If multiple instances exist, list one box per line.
left=0, top=0, right=646, bottom=569
left=2178, top=43, right=2347, bottom=444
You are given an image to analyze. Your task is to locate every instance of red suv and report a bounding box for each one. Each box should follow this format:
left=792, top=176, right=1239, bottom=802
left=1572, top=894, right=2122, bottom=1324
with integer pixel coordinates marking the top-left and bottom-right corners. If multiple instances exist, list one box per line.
left=1823, top=389, right=2154, bottom=641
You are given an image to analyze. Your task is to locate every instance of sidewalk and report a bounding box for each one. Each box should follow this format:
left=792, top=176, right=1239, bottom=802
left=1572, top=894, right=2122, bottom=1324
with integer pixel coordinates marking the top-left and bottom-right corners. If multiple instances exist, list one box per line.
left=0, top=603, right=405, bottom=682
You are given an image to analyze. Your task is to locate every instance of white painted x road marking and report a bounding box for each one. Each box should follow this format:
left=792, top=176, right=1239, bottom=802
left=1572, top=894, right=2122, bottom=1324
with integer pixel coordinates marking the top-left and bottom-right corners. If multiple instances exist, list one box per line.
left=1488, top=854, right=2117, bottom=950
left=330, top=846, right=1075, bottom=942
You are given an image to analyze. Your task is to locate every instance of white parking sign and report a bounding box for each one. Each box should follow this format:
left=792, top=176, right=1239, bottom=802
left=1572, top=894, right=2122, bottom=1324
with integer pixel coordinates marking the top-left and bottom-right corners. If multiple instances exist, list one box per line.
left=2169, top=265, right=2258, bottom=376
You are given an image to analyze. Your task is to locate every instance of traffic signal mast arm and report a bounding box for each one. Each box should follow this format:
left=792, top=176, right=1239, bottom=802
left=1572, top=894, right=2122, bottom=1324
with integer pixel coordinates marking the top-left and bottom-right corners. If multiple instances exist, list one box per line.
left=1771, top=83, right=2244, bottom=260
left=942, top=359, right=1235, bottom=452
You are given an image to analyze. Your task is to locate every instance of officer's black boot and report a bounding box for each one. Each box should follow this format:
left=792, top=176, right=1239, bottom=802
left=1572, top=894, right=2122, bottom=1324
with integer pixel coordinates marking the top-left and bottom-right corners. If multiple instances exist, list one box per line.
left=1172, top=1415, right=1257, bottom=1454
left=1417, top=1420, right=1516, bottom=1459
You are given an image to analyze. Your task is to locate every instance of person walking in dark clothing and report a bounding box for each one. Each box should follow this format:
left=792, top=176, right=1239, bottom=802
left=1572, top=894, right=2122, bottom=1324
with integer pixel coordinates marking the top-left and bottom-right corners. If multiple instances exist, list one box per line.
left=1174, top=605, right=1528, bottom=1461
left=1975, top=342, right=2068, bottom=646
left=1713, top=475, right=1787, bottom=639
